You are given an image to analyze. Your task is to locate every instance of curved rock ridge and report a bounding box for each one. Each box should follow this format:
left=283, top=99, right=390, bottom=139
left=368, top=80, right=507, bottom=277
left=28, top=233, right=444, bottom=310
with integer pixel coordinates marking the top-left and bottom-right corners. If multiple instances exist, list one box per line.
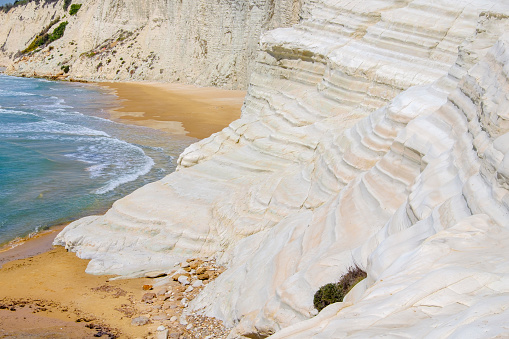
left=0, top=0, right=300, bottom=89
left=54, top=1, right=509, bottom=338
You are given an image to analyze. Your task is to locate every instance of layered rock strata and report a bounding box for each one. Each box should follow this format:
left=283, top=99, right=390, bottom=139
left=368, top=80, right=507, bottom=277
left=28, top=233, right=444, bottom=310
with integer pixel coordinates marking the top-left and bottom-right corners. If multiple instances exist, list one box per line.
left=0, top=0, right=300, bottom=88
left=53, top=0, right=509, bottom=338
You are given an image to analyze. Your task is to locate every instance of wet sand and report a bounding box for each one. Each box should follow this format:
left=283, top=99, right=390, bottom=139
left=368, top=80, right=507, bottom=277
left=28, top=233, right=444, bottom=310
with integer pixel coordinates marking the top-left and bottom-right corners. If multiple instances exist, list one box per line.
left=98, top=82, right=246, bottom=139
left=0, top=225, right=65, bottom=269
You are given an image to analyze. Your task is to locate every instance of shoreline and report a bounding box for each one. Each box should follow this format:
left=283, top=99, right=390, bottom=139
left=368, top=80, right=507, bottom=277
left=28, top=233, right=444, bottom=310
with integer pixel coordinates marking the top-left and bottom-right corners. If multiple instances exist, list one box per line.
left=0, top=78, right=244, bottom=338
left=0, top=224, right=66, bottom=269
left=0, top=78, right=246, bottom=262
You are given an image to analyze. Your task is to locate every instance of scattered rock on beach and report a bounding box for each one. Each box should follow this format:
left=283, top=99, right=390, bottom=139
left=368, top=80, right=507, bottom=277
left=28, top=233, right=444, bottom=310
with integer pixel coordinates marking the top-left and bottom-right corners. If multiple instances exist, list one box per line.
left=141, top=293, right=156, bottom=303
left=145, top=271, right=167, bottom=279
left=177, top=276, right=190, bottom=285
left=131, top=316, right=150, bottom=326
left=191, top=280, right=204, bottom=288
left=197, top=272, right=209, bottom=280
left=156, top=287, right=168, bottom=296
left=123, top=257, right=228, bottom=337
left=156, top=326, right=169, bottom=339
left=188, top=260, right=202, bottom=270
left=142, top=284, right=153, bottom=291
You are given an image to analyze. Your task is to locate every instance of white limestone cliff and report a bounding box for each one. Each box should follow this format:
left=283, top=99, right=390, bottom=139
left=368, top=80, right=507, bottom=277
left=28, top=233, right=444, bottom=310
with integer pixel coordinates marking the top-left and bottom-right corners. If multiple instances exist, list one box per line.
left=0, top=0, right=300, bottom=89
left=51, top=0, right=509, bottom=338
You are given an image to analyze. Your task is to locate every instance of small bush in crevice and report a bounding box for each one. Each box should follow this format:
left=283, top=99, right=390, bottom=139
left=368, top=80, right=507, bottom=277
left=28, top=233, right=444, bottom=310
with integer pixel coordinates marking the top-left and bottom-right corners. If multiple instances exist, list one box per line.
left=69, top=3, right=81, bottom=15
left=61, top=64, right=70, bottom=73
left=313, top=265, right=367, bottom=312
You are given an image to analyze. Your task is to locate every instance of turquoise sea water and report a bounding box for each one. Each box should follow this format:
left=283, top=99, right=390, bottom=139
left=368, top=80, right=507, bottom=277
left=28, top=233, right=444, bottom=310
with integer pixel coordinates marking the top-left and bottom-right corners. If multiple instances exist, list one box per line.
left=0, top=74, right=195, bottom=245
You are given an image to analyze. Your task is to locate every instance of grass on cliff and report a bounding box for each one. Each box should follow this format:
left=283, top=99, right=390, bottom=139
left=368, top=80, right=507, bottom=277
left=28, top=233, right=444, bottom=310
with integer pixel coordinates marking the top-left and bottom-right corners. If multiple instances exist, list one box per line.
left=22, top=20, right=68, bottom=54
left=69, top=3, right=81, bottom=15
left=313, top=265, right=367, bottom=312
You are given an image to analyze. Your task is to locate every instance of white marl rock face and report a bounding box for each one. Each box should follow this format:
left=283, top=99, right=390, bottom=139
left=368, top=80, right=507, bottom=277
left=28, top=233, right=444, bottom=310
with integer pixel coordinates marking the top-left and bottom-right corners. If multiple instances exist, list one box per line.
left=0, top=0, right=301, bottom=89
left=53, top=0, right=509, bottom=338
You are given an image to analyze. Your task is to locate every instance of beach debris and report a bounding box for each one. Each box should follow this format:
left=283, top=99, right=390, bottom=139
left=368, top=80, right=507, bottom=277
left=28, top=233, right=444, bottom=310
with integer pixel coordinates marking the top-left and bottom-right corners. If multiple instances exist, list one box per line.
left=141, top=292, right=156, bottom=303
left=85, top=323, right=118, bottom=338
left=115, top=303, right=136, bottom=317
left=142, top=284, right=153, bottom=290
left=131, top=316, right=150, bottom=326
left=91, top=284, right=127, bottom=298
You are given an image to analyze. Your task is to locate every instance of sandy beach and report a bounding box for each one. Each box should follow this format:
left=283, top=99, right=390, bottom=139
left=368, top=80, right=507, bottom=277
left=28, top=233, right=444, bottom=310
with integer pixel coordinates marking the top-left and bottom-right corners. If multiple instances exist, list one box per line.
left=98, top=82, right=246, bottom=139
left=0, top=245, right=151, bottom=338
left=0, top=81, right=243, bottom=338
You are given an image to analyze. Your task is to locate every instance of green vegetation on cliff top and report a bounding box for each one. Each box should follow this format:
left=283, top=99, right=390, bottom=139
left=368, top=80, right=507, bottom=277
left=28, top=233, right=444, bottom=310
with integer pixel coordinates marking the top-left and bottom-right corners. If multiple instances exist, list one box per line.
left=1, top=0, right=59, bottom=13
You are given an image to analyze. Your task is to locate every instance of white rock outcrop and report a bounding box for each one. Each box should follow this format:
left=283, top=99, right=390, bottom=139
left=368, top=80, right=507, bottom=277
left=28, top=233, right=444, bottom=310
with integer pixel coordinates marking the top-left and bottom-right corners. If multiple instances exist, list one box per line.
left=52, top=0, right=509, bottom=338
left=0, top=0, right=300, bottom=88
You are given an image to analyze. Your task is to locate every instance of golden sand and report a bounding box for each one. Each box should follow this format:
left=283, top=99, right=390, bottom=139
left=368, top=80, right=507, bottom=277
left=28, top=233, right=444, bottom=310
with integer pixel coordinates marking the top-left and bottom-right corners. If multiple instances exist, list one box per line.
left=98, top=82, right=246, bottom=139
left=0, top=244, right=151, bottom=338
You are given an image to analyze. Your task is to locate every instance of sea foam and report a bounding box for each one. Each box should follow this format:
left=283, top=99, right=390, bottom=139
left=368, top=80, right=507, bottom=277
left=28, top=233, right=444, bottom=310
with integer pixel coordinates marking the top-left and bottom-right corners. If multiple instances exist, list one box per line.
left=0, top=75, right=192, bottom=245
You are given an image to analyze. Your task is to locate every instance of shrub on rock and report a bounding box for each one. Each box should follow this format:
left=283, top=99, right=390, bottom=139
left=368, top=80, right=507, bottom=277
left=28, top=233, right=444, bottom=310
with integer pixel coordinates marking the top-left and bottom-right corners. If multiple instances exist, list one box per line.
left=313, top=265, right=367, bottom=312
left=69, top=3, right=82, bottom=15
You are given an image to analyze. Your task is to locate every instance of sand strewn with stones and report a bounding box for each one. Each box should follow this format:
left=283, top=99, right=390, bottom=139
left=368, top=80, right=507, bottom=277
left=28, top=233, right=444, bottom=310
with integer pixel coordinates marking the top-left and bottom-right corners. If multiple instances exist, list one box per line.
left=0, top=243, right=230, bottom=339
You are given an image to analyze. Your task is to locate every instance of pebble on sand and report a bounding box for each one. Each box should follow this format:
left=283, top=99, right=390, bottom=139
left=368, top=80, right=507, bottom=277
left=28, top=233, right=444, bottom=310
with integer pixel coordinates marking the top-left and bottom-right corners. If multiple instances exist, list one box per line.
left=131, top=316, right=150, bottom=326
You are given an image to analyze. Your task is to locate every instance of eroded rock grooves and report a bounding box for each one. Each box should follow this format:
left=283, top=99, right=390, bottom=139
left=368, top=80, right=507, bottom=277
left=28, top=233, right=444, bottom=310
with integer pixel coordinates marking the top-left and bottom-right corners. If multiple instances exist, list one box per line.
left=2, top=0, right=508, bottom=338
